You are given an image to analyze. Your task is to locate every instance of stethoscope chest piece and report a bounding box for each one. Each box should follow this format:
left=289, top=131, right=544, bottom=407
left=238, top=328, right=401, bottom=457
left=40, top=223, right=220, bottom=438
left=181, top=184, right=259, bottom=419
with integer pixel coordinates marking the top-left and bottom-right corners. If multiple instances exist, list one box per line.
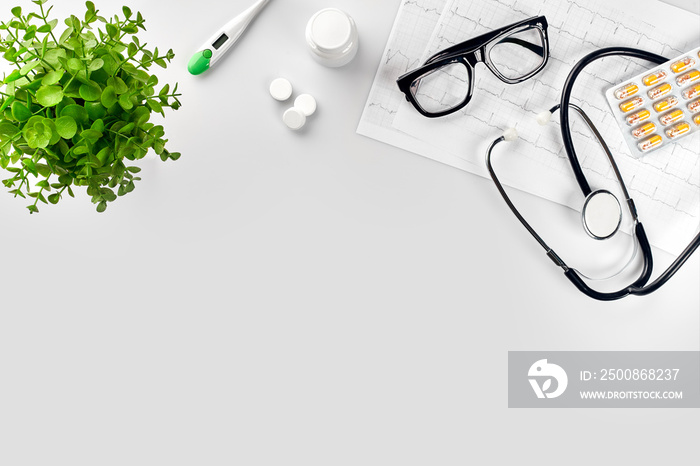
left=581, top=190, right=622, bottom=240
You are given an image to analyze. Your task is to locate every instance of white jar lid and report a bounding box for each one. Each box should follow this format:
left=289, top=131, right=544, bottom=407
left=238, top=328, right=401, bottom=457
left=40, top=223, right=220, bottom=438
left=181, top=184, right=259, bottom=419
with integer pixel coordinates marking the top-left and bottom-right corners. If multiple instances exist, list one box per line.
left=307, top=9, right=354, bottom=55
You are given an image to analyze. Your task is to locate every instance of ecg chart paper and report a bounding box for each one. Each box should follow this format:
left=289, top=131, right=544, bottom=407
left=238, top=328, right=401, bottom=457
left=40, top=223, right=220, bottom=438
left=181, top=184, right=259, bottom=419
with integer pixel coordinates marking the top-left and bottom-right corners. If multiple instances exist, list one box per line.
left=358, top=0, right=700, bottom=256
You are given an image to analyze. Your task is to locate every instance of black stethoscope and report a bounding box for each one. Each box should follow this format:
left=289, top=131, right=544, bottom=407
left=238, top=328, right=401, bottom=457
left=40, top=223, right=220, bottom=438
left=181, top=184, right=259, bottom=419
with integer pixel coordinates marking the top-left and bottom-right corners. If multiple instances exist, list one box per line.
left=486, top=47, right=700, bottom=301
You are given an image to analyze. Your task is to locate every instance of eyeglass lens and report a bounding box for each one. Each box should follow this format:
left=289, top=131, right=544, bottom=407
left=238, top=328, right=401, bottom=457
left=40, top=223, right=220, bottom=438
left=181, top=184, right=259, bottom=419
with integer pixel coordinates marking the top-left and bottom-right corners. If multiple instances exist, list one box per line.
left=487, top=26, right=545, bottom=80
left=409, top=61, right=470, bottom=114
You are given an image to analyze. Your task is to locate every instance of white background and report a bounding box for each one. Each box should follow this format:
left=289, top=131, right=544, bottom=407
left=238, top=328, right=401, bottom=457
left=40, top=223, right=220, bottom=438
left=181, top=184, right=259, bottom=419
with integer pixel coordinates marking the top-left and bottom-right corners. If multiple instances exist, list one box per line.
left=0, top=1, right=698, bottom=464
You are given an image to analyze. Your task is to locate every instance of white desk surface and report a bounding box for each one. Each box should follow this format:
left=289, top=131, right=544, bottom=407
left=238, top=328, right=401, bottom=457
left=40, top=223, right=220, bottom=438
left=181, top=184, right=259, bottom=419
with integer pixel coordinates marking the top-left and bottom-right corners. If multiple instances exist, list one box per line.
left=1, top=1, right=698, bottom=464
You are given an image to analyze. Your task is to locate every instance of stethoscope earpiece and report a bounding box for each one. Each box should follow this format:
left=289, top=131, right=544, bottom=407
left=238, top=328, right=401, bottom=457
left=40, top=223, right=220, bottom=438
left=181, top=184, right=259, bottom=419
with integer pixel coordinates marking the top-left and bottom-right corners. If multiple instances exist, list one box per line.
left=502, top=127, right=518, bottom=141
left=536, top=110, right=552, bottom=126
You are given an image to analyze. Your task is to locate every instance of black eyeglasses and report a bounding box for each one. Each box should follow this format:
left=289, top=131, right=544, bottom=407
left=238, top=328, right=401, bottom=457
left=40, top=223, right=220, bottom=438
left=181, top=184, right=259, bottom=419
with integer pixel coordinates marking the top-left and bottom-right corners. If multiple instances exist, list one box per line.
left=397, top=16, right=550, bottom=118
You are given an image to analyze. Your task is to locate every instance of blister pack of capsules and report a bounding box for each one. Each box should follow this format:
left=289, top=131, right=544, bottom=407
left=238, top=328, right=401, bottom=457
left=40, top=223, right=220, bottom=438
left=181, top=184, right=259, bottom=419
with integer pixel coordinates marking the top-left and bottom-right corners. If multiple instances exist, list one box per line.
left=605, top=46, right=700, bottom=155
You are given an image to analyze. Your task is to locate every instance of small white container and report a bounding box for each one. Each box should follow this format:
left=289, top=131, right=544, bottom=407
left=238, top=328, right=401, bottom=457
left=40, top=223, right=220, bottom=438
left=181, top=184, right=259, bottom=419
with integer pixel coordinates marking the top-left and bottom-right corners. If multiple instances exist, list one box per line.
left=305, top=8, right=358, bottom=68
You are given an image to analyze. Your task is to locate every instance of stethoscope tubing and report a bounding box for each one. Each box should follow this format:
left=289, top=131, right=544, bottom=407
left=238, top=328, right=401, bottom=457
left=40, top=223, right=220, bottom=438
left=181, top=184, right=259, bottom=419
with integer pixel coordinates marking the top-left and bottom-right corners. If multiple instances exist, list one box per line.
left=486, top=46, right=699, bottom=300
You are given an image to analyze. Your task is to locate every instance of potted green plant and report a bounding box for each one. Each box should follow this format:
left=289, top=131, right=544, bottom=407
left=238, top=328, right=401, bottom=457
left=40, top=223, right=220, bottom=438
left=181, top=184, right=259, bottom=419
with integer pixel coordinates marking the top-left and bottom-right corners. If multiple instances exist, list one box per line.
left=0, top=0, right=181, bottom=213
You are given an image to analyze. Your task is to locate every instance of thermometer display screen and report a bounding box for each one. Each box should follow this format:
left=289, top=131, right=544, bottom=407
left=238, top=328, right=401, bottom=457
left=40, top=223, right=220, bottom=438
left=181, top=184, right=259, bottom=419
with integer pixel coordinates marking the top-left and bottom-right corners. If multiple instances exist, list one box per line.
left=212, top=33, right=229, bottom=50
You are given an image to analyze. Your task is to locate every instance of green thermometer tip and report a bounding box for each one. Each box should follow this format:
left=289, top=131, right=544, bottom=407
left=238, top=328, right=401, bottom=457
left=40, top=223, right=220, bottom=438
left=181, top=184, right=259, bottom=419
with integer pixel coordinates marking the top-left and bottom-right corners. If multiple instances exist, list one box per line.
left=188, top=49, right=212, bottom=75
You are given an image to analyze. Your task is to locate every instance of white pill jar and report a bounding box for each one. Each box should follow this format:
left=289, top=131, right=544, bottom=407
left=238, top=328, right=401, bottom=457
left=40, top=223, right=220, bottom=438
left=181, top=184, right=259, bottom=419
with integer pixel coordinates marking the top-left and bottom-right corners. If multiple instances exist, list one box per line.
left=305, top=8, right=359, bottom=67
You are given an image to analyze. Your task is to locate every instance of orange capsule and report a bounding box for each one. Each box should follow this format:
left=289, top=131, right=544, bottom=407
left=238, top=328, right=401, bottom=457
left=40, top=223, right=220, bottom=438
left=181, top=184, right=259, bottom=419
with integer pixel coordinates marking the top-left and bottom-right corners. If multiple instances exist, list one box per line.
left=694, top=114, right=700, bottom=126
left=659, top=109, right=684, bottom=126
left=676, top=70, right=700, bottom=86
left=683, top=84, right=700, bottom=100
left=688, top=99, right=700, bottom=113
left=670, top=57, right=695, bottom=73
left=647, top=83, right=672, bottom=99
left=637, top=134, right=663, bottom=152
left=665, top=121, right=690, bottom=138
left=614, top=83, right=639, bottom=99
left=626, top=109, right=651, bottom=126
left=653, top=96, right=678, bottom=112
left=620, top=96, right=644, bottom=112
left=631, top=122, right=657, bottom=139
left=642, top=70, right=667, bottom=86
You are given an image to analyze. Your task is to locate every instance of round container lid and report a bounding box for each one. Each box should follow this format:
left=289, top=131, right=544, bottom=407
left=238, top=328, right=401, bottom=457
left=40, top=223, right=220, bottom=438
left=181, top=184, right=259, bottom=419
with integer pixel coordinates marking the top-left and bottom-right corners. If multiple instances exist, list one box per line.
left=308, top=9, right=353, bottom=54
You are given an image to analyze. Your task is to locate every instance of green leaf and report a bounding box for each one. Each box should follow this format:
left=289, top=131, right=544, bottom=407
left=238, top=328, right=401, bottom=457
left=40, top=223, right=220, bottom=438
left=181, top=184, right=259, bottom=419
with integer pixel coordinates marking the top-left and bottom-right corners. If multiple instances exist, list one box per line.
left=11, top=101, right=32, bottom=122
left=131, top=106, right=150, bottom=126
left=27, top=204, right=39, bottom=214
left=44, top=48, right=67, bottom=67
left=146, top=99, right=162, bottom=113
left=102, top=189, right=117, bottom=202
left=4, top=70, right=22, bottom=83
left=88, top=58, right=104, bottom=72
left=91, top=119, right=104, bottom=133
left=79, top=82, right=101, bottom=101
left=36, top=85, right=64, bottom=107
left=55, top=115, right=77, bottom=139
left=60, top=104, right=89, bottom=125
left=119, top=94, right=134, bottom=110
left=0, top=96, right=15, bottom=113
left=85, top=102, right=106, bottom=121
left=59, top=27, right=73, bottom=45
left=67, top=57, right=82, bottom=71
left=96, top=201, right=107, bottom=212
left=96, top=147, right=110, bottom=166
left=11, top=7, right=22, bottom=17
left=36, top=179, right=51, bottom=190
left=80, top=128, right=102, bottom=142
left=122, top=6, right=132, bottom=18
left=118, top=123, right=135, bottom=134
left=37, top=19, right=58, bottom=33
left=20, top=61, right=40, bottom=76
left=41, top=70, right=64, bottom=86
left=0, top=122, right=20, bottom=139
left=25, top=122, right=52, bottom=149
left=105, top=23, right=118, bottom=39
left=100, top=85, right=117, bottom=107
left=107, top=77, right=128, bottom=94
left=48, top=193, right=60, bottom=204
left=128, top=42, right=138, bottom=57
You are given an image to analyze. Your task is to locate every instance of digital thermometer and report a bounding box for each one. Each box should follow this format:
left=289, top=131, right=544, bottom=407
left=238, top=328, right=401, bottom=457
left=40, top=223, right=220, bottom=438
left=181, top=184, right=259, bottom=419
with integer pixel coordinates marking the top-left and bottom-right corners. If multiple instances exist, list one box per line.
left=188, top=0, right=271, bottom=75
